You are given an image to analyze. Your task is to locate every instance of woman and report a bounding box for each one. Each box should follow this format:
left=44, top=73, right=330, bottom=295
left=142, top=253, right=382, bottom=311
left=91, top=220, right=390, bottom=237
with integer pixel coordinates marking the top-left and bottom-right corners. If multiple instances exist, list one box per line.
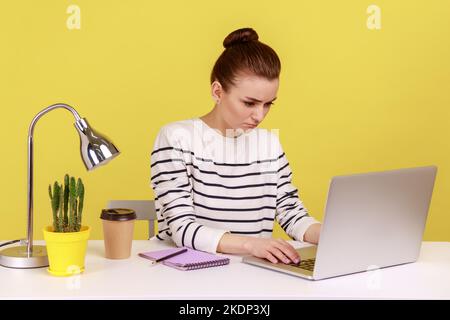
left=150, top=27, right=322, bottom=265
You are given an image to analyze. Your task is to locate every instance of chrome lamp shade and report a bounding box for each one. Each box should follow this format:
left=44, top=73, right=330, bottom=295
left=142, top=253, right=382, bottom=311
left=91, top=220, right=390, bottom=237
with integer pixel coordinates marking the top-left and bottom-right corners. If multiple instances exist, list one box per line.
left=75, top=118, right=120, bottom=171
left=0, top=103, right=120, bottom=269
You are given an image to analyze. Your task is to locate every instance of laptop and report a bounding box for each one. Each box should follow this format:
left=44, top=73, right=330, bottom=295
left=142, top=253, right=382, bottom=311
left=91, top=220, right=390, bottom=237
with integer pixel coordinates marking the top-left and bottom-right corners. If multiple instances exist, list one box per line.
left=242, top=166, right=437, bottom=280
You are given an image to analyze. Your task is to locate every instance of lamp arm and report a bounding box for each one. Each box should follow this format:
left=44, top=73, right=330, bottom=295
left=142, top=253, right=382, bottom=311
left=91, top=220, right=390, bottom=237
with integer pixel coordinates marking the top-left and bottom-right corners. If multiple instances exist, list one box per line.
left=28, top=103, right=81, bottom=138
left=26, top=103, right=82, bottom=255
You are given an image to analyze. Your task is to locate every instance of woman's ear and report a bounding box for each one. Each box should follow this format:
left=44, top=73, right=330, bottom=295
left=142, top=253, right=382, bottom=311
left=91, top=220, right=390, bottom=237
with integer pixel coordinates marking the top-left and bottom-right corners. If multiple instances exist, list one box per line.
left=211, top=80, right=223, bottom=104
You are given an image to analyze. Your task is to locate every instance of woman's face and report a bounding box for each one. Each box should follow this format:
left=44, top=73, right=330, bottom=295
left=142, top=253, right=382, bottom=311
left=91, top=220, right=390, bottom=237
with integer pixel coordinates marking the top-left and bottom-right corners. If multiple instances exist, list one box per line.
left=212, top=74, right=279, bottom=132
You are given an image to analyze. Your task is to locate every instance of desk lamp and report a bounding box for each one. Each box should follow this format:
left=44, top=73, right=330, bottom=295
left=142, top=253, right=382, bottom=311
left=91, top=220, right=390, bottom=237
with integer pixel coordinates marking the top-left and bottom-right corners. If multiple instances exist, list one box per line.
left=0, top=103, right=120, bottom=268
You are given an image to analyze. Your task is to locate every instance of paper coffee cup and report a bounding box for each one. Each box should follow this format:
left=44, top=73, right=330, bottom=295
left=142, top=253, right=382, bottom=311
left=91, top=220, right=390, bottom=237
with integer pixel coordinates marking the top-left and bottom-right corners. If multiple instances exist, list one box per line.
left=100, top=208, right=137, bottom=259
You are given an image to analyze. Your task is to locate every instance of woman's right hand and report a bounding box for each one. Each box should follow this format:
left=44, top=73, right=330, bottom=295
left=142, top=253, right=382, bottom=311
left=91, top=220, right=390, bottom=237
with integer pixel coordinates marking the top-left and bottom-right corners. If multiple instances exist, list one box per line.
left=242, top=238, right=301, bottom=264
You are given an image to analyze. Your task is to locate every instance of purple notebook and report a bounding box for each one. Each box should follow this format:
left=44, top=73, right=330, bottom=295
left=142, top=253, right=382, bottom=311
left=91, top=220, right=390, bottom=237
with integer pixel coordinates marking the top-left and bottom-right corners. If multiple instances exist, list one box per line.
left=138, top=247, right=230, bottom=271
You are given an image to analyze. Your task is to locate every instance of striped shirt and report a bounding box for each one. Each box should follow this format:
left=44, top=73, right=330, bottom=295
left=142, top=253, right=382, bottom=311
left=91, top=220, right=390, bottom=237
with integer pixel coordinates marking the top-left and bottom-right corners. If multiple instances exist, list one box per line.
left=150, top=117, right=320, bottom=253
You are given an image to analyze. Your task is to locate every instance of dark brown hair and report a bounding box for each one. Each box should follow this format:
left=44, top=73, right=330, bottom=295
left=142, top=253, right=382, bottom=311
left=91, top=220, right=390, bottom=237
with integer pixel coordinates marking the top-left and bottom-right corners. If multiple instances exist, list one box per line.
left=210, top=27, right=281, bottom=92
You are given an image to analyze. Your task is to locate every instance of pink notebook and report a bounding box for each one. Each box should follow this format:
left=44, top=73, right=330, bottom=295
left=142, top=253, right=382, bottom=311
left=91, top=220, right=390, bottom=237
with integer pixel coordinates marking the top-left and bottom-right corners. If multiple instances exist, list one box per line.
left=138, top=247, right=230, bottom=271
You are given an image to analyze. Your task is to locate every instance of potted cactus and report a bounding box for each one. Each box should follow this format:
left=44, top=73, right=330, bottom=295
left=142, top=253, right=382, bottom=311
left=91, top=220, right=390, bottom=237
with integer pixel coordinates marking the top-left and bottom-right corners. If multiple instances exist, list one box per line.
left=43, top=174, right=90, bottom=276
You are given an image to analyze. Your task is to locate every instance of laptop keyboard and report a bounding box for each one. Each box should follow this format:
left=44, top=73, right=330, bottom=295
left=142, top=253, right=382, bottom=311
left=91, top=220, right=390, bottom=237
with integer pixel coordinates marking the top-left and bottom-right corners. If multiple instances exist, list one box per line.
left=287, top=258, right=315, bottom=271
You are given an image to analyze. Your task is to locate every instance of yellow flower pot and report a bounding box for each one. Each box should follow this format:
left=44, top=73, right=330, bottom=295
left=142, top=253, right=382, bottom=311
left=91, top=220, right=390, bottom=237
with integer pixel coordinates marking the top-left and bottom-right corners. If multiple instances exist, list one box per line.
left=43, top=225, right=90, bottom=277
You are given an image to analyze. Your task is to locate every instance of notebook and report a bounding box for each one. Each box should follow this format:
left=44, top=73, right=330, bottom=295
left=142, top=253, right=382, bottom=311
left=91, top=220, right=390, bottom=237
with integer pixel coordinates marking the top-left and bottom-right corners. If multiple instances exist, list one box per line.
left=138, top=247, right=230, bottom=271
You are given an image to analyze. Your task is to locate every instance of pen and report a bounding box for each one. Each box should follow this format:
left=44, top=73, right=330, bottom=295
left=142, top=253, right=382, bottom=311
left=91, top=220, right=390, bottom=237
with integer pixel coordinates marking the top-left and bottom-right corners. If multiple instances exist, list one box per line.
left=150, top=248, right=188, bottom=266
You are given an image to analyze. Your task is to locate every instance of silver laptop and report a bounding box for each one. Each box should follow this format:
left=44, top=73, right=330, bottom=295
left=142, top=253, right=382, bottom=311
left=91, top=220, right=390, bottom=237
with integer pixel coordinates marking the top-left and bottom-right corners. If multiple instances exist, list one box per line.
left=242, top=166, right=437, bottom=280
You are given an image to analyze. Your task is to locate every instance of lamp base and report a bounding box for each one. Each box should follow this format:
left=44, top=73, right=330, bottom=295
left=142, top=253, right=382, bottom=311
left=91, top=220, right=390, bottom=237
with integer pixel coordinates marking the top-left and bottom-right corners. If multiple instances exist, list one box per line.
left=0, top=245, right=48, bottom=268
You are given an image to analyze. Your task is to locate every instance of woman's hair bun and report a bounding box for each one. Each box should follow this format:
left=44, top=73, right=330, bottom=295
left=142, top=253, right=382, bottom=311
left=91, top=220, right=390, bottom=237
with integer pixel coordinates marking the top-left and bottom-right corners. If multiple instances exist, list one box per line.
left=223, top=27, right=259, bottom=49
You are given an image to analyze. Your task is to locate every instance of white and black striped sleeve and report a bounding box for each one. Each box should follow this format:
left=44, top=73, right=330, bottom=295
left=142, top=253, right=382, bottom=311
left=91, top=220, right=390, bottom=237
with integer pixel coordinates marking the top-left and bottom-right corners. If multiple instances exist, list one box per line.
left=150, top=127, right=229, bottom=253
left=275, top=143, right=320, bottom=242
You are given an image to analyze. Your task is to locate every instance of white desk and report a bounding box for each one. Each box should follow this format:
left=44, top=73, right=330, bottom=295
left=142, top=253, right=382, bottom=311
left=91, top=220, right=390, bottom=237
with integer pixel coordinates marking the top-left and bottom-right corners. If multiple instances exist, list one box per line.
left=1, top=240, right=449, bottom=299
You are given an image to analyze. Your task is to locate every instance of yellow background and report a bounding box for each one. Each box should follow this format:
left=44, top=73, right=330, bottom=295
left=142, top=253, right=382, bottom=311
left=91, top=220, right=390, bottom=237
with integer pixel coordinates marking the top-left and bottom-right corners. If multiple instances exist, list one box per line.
left=0, top=1, right=449, bottom=241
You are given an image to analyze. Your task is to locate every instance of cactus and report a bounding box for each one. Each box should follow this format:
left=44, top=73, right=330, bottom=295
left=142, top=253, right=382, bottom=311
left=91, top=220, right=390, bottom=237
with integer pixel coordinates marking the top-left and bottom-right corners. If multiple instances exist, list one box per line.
left=49, top=182, right=60, bottom=232
left=63, top=174, right=69, bottom=227
left=77, top=178, right=84, bottom=231
left=58, top=183, right=64, bottom=232
left=49, top=175, right=85, bottom=233
left=69, top=177, right=77, bottom=232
